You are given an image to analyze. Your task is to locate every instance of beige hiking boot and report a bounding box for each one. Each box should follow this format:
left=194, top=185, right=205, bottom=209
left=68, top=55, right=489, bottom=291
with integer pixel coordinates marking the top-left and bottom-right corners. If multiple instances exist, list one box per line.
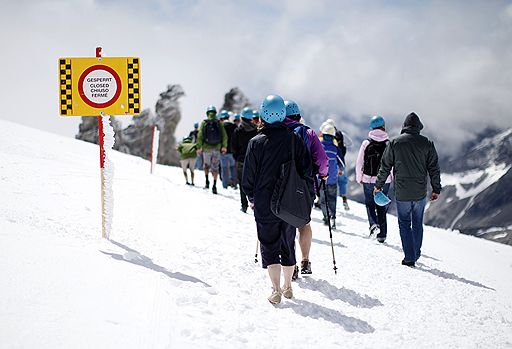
left=268, top=290, right=282, bottom=304
left=282, top=286, right=293, bottom=299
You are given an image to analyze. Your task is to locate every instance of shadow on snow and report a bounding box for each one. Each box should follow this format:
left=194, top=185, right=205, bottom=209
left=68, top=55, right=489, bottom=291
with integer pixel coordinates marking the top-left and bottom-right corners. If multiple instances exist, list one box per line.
left=297, top=277, right=383, bottom=308
left=280, top=298, right=375, bottom=334
left=100, top=240, right=211, bottom=288
left=415, top=263, right=495, bottom=291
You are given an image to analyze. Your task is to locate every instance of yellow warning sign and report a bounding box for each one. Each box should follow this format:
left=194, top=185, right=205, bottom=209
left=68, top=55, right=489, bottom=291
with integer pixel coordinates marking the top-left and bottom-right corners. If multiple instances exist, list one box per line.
left=59, top=57, right=141, bottom=116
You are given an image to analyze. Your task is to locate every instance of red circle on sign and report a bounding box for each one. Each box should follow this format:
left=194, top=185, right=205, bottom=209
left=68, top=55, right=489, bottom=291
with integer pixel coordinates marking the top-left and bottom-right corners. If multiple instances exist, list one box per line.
left=78, top=65, right=122, bottom=108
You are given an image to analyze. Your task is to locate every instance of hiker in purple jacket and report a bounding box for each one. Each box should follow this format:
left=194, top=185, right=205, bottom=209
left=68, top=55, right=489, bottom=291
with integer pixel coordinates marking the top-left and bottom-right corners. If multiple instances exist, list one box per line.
left=284, top=100, right=328, bottom=279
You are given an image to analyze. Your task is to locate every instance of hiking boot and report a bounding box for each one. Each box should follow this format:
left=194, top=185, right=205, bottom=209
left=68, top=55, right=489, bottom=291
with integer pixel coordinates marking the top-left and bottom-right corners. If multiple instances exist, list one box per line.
left=301, top=259, right=312, bottom=274
left=191, top=182, right=195, bottom=186
left=204, top=179, right=210, bottom=189
left=330, top=217, right=336, bottom=230
left=212, top=185, right=217, bottom=194
left=323, top=217, right=329, bottom=226
left=377, top=237, right=386, bottom=243
left=282, top=286, right=293, bottom=299
left=186, top=181, right=191, bottom=185
left=369, top=224, right=380, bottom=238
left=241, top=206, right=247, bottom=213
left=401, top=260, right=415, bottom=267
left=343, top=201, right=350, bottom=211
left=292, top=265, right=299, bottom=281
left=268, top=290, right=282, bottom=305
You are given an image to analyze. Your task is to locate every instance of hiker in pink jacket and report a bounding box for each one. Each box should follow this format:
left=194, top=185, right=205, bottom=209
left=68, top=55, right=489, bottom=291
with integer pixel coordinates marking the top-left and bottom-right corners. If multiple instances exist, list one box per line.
left=356, top=116, right=393, bottom=243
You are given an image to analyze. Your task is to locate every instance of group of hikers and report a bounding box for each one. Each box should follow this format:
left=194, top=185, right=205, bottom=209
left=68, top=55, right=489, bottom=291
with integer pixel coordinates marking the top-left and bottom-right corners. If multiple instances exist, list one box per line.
left=177, top=95, right=441, bottom=305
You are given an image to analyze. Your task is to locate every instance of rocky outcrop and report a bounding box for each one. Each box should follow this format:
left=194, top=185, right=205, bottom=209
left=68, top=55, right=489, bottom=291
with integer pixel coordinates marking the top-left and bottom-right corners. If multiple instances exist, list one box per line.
left=76, top=84, right=185, bottom=166
left=220, top=87, right=254, bottom=113
left=155, top=84, right=184, bottom=165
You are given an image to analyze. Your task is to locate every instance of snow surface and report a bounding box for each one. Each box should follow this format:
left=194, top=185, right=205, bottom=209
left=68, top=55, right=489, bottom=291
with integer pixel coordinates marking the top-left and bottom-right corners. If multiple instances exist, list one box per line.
left=1, top=119, right=512, bottom=349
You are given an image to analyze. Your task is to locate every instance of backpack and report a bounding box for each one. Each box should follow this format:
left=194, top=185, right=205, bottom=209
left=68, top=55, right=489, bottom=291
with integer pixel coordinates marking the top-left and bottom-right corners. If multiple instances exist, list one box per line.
left=271, top=133, right=312, bottom=228
left=203, top=119, right=221, bottom=145
left=363, top=138, right=388, bottom=176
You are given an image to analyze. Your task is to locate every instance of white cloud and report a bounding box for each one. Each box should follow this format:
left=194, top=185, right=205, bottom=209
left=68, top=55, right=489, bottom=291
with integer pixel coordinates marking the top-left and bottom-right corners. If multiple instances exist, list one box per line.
left=0, top=0, right=511, bottom=152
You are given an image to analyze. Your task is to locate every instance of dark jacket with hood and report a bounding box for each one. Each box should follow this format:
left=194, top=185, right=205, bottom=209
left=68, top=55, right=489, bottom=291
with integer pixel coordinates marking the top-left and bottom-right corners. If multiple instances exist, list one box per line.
left=375, top=112, right=441, bottom=201
left=242, top=122, right=313, bottom=223
left=231, top=119, right=258, bottom=163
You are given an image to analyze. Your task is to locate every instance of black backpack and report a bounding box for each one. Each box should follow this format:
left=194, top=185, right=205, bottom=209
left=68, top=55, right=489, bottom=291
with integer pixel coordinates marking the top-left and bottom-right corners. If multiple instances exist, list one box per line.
left=271, top=133, right=312, bottom=228
left=203, top=119, right=221, bottom=145
left=363, top=139, right=388, bottom=176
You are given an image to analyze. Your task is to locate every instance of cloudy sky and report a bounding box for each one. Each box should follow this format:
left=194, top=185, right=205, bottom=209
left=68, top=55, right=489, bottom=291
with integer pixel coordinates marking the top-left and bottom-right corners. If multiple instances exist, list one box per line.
left=1, top=0, right=511, bottom=151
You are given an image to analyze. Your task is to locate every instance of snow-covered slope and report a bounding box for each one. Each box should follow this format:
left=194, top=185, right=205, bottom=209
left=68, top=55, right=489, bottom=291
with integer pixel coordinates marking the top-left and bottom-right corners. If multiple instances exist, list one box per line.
left=1, top=119, right=512, bottom=349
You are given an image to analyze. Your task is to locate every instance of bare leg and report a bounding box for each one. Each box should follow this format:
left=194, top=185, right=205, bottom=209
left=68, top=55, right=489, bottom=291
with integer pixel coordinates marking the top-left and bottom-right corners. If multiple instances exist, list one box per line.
left=212, top=172, right=219, bottom=181
left=267, top=264, right=281, bottom=292
left=190, top=170, right=195, bottom=184
left=183, top=171, right=188, bottom=183
left=282, top=265, right=295, bottom=289
left=298, top=223, right=312, bottom=261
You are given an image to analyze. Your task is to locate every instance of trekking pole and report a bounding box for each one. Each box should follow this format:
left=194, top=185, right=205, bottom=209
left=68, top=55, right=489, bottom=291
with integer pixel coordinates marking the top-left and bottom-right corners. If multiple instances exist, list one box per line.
left=322, top=179, right=338, bottom=274
left=254, top=240, right=259, bottom=263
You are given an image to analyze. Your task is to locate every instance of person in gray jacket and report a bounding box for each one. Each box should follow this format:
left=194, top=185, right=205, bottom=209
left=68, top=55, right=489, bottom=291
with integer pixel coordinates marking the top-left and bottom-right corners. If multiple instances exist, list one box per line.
left=374, top=112, right=441, bottom=267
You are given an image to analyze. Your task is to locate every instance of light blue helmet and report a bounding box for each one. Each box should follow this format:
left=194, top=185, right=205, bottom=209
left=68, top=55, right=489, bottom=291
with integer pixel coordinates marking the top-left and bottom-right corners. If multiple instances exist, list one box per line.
left=206, top=105, right=217, bottom=114
left=241, top=107, right=254, bottom=120
left=259, top=95, right=286, bottom=124
left=234, top=114, right=241, bottom=121
left=252, top=110, right=260, bottom=119
left=374, top=191, right=391, bottom=206
left=219, top=110, right=229, bottom=119
left=194, top=122, right=199, bottom=129
left=284, top=100, right=300, bottom=117
left=370, top=115, right=385, bottom=129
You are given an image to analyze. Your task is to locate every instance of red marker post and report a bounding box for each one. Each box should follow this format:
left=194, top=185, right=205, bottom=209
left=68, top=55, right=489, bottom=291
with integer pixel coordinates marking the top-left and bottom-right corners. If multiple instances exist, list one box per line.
left=96, top=48, right=108, bottom=238
left=150, top=125, right=160, bottom=174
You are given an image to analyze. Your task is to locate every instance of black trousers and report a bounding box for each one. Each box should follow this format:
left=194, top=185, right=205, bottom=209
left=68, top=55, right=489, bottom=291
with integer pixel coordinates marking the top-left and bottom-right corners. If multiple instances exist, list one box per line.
left=237, top=162, right=249, bottom=209
left=256, top=220, right=296, bottom=268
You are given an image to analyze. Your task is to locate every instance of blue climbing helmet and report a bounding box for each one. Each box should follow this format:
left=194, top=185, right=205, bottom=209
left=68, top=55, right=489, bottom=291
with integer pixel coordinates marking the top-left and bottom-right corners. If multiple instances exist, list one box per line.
left=206, top=105, right=217, bottom=114
left=193, top=122, right=199, bottom=129
left=259, top=95, right=286, bottom=124
left=370, top=115, right=385, bottom=129
left=219, top=110, right=229, bottom=119
left=374, top=191, right=391, bottom=206
left=284, top=100, right=301, bottom=117
left=234, top=113, right=241, bottom=121
left=252, top=110, right=260, bottom=119
left=241, top=107, right=254, bottom=120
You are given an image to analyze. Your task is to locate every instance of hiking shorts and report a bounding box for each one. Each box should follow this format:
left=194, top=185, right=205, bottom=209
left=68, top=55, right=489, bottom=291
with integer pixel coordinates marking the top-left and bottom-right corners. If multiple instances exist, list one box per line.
left=256, top=220, right=296, bottom=268
left=180, top=158, right=196, bottom=171
left=202, top=149, right=220, bottom=173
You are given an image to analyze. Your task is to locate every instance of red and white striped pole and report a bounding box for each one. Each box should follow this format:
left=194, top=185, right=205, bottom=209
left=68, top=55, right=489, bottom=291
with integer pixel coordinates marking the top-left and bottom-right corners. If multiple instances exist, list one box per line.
left=150, top=125, right=160, bottom=174
left=97, top=47, right=107, bottom=239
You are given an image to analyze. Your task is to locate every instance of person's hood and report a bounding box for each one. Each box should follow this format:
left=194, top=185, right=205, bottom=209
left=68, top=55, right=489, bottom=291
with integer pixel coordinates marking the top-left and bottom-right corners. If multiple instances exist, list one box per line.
left=401, top=112, right=424, bottom=134
left=368, top=129, right=389, bottom=142
left=284, top=117, right=301, bottom=128
left=241, top=118, right=257, bottom=132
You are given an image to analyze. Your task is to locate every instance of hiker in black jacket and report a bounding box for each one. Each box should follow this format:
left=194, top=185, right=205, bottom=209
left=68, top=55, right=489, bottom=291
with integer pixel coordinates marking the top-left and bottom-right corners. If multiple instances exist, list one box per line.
left=375, top=112, right=441, bottom=267
left=232, top=107, right=258, bottom=212
left=242, top=95, right=312, bottom=305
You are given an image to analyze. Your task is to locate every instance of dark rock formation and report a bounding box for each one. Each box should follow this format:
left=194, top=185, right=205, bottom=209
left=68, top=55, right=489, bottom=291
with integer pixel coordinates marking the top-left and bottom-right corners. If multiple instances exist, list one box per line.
left=76, top=84, right=185, bottom=166
left=155, top=84, right=185, bottom=165
left=220, top=87, right=254, bottom=113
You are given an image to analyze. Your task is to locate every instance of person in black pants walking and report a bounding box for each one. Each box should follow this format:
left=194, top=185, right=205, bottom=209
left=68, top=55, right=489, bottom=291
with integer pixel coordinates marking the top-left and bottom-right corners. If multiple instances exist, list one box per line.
left=243, top=95, right=312, bottom=305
